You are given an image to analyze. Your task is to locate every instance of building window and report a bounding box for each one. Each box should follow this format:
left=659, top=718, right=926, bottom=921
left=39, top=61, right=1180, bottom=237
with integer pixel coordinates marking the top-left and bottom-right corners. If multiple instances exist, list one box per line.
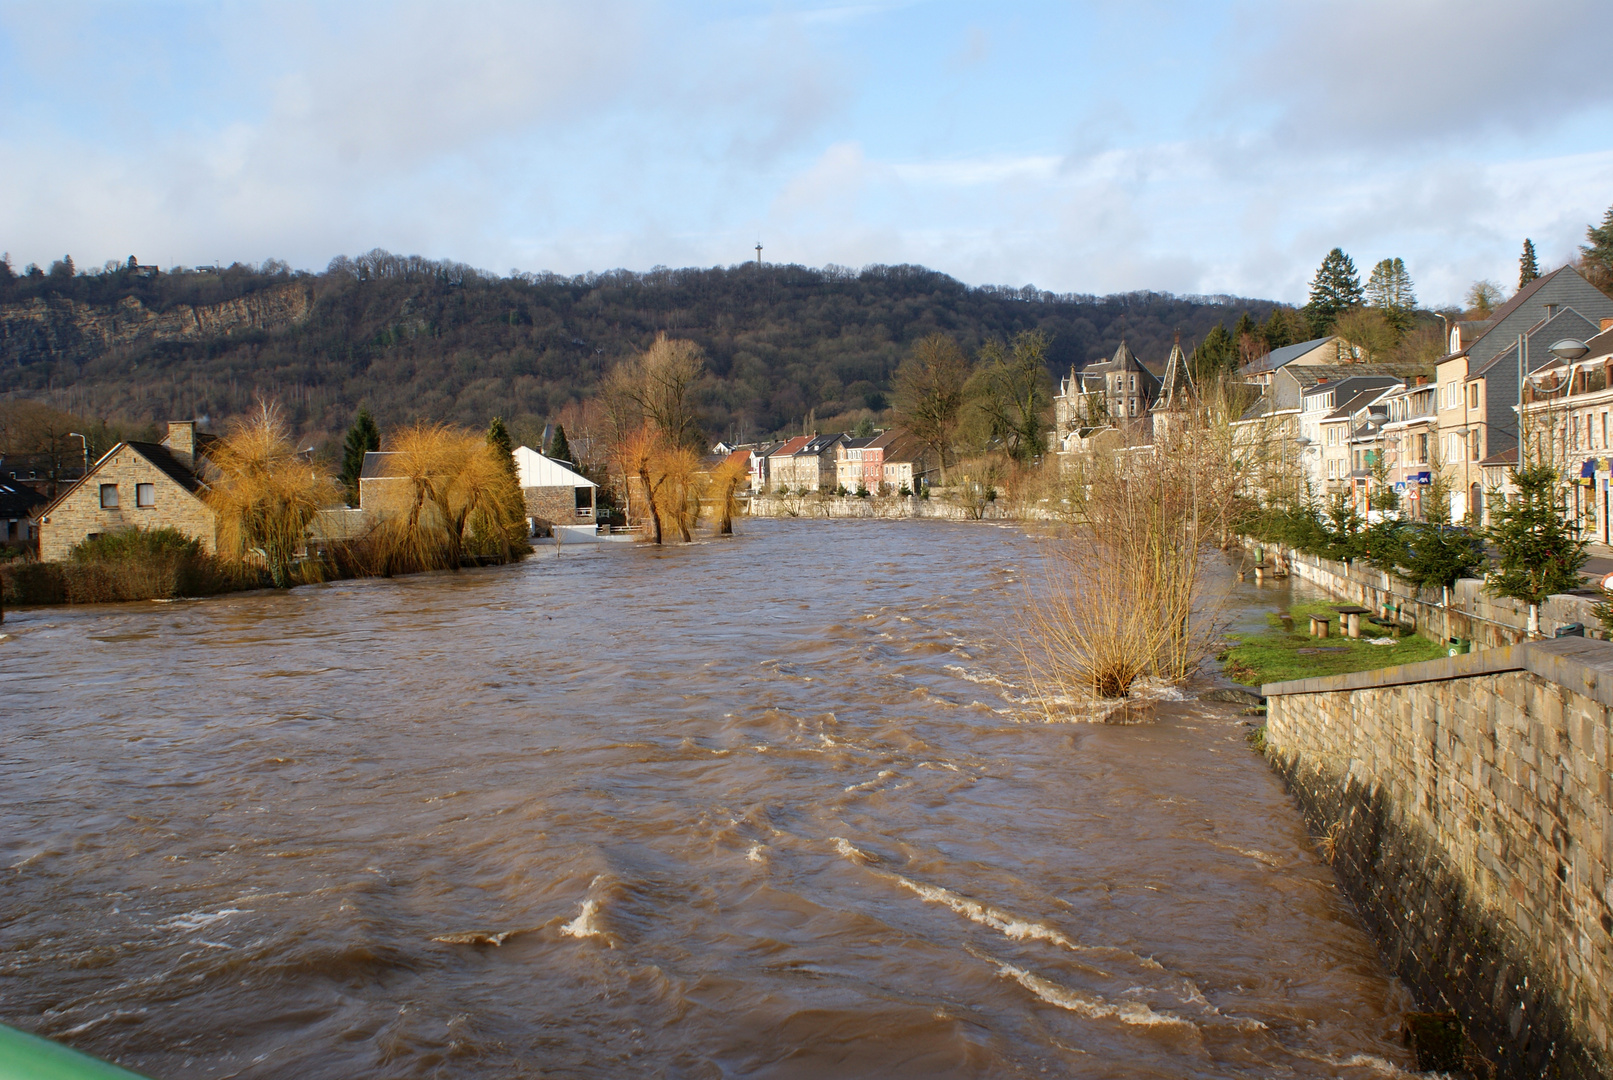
left=136, top=483, right=155, bottom=508
left=1469, top=431, right=1480, bottom=461
left=1468, top=384, right=1479, bottom=409
left=99, top=483, right=118, bottom=509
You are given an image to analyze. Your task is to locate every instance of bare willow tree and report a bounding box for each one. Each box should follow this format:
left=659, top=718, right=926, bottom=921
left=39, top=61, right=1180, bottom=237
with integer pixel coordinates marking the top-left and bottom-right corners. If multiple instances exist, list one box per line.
left=964, top=330, right=1052, bottom=464
left=205, top=402, right=339, bottom=587
left=892, top=332, right=968, bottom=483
left=604, top=335, right=709, bottom=543
left=603, top=334, right=706, bottom=450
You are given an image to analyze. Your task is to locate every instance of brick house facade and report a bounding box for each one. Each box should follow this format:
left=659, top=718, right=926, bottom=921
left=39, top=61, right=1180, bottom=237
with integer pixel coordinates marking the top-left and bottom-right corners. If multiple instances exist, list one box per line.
left=36, top=421, right=216, bottom=561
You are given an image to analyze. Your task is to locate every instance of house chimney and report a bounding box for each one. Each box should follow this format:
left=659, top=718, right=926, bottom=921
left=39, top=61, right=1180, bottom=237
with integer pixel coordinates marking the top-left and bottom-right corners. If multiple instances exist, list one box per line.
left=1602, top=317, right=1613, bottom=332
left=1415, top=375, right=1426, bottom=386
left=1545, top=303, right=1559, bottom=320
left=164, top=420, right=196, bottom=469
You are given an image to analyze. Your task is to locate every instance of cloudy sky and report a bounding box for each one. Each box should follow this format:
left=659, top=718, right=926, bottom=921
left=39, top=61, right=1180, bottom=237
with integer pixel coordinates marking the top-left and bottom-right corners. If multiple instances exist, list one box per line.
left=2, top=0, right=1611, bottom=305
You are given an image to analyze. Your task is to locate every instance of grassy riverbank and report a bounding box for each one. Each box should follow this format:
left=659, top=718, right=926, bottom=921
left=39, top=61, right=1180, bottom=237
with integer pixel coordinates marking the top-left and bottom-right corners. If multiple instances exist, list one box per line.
left=1221, top=600, right=1447, bottom=686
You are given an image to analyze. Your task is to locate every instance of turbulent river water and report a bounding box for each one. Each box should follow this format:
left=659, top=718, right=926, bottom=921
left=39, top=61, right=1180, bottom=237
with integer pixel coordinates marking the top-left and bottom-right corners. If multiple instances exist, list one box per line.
left=1, top=520, right=1423, bottom=1079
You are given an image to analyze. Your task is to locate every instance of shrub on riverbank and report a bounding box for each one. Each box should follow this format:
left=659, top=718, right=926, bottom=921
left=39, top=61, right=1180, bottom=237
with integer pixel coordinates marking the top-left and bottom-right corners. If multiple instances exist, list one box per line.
left=1020, top=413, right=1237, bottom=708
left=0, top=527, right=249, bottom=605
left=1220, top=601, right=1445, bottom=686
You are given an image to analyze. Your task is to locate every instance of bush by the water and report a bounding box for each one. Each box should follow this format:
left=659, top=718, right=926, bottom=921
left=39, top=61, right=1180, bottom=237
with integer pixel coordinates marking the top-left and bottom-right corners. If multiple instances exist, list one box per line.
left=1, top=527, right=247, bottom=605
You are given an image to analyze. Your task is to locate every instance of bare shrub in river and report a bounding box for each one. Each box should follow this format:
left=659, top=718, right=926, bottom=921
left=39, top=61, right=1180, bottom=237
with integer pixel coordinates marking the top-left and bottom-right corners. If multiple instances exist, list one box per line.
left=1019, top=409, right=1236, bottom=710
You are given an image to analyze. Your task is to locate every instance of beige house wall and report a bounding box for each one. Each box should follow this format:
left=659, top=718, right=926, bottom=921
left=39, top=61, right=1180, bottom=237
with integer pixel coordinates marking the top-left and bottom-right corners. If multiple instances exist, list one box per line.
left=38, top=450, right=215, bottom=561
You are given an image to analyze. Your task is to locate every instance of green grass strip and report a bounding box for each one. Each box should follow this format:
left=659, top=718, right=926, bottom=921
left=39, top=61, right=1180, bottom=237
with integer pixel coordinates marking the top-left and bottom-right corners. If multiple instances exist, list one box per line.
left=1221, top=600, right=1447, bottom=687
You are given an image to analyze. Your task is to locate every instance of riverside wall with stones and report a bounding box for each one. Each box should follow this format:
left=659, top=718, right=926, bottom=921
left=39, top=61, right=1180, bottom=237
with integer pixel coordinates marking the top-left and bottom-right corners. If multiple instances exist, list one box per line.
left=746, top=494, right=1019, bottom=521
left=1264, top=639, right=1613, bottom=1079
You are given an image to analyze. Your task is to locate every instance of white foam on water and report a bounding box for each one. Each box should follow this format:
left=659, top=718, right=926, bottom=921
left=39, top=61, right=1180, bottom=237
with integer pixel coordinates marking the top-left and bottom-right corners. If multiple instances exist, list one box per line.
left=832, top=837, right=878, bottom=863
left=996, top=963, right=1194, bottom=1029
left=943, top=664, right=1018, bottom=689
left=560, top=898, right=604, bottom=940
left=745, top=845, right=766, bottom=863
left=892, top=875, right=1079, bottom=951
left=160, top=908, right=248, bottom=931
left=844, top=769, right=898, bottom=793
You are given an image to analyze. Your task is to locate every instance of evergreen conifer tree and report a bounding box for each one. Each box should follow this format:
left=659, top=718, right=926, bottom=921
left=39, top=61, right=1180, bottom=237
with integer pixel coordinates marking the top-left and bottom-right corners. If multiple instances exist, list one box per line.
left=1364, top=257, right=1417, bottom=335
left=1518, top=238, right=1540, bottom=288
left=1261, top=307, right=1294, bottom=352
left=1231, top=312, right=1257, bottom=363
left=1305, top=248, right=1364, bottom=336
left=549, top=424, right=573, bottom=463
left=339, top=407, right=380, bottom=505
left=1485, top=463, right=1588, bottom=633
left=1190, top=323, right=1235, bottom=384
left=1581, top=202, right=1613, bottom=292
left=486, top=416, right=517, bottom=478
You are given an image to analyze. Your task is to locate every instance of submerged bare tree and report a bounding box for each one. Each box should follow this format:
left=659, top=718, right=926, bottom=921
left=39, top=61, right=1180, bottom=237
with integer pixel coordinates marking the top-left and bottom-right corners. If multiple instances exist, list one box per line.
left=206, top=402, right=339, bottom=587
left=603, top=334, right=711, bottom=543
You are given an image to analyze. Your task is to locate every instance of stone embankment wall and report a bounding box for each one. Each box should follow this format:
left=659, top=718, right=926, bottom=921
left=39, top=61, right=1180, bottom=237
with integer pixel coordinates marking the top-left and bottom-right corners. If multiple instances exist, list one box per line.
left=1264, top=639, right=1613, bottom=1079
left=747, top=494, right=1017, bottom=521
left=1265, top=547, right=1601, bottom=647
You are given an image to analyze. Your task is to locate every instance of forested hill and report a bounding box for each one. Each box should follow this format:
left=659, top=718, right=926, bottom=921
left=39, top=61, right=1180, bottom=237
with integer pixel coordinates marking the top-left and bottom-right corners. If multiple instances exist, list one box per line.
left=0, top=252, right=1278, bottom=443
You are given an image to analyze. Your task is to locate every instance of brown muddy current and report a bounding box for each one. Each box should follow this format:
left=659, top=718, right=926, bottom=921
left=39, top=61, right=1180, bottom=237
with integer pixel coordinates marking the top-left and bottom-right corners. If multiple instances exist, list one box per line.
left=2, top=520, right=1423, bottom=1079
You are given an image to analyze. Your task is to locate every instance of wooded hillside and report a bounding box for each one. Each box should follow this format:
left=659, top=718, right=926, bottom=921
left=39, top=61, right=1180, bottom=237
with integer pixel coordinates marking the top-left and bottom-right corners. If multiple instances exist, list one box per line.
left=0, top=251, right=1279, bottom=444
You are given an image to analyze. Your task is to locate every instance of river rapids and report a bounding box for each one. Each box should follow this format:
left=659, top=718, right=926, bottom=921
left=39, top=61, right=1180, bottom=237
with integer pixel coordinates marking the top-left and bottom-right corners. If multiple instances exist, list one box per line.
left=0, top=519, right=1422, bottom=1078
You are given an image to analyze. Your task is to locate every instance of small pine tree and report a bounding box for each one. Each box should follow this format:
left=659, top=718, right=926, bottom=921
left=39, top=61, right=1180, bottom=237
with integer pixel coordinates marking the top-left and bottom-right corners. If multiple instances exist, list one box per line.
left=1582, top=203, right=1613, bottom=292
left=1486, top=464, right=1588, bottom=627
left=339, top=408, right=381, bottom=505
left=549, top=424, right=573, bottom=463
left=486, top=416, right=527, bottom=544
left=486, top=417, right=517, bottom=478
left=1399, top=523, right=1487, bottom=593
left=1306, top=248, right=1364, bottom=335
left=1518, top=238, right=1540, bottom=289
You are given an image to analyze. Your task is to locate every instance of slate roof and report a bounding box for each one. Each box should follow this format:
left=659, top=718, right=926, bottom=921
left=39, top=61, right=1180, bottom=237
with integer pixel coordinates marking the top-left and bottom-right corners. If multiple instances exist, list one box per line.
left=1323, top=388, right=1393, bottom=421
left=359, top=450, right=403, bottom=479
left=1240, top=336, right=1335, bottom=375
left=124, top=441, right=209, bottom=493
left=0, top=479, right=46, bottom=519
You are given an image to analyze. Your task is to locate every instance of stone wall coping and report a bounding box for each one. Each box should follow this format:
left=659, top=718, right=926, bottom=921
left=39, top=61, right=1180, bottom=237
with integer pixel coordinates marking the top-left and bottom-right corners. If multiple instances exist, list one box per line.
left=1262, top=636, right=1613, bottom=707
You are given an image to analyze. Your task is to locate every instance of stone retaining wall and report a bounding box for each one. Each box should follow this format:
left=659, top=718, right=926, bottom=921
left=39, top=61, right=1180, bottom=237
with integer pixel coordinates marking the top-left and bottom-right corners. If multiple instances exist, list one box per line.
left=747, top=494, right=1017, bottom=520
left=1264, top=639, right=1613, bottom=1078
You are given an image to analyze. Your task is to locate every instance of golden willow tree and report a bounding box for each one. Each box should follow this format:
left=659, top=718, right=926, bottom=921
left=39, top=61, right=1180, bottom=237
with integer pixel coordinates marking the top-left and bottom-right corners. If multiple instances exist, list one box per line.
left=604, top=334, right=711, bottom=544
left=205, top=403, right=340, bottom=587
left=381, top=423, right=527, bottom=569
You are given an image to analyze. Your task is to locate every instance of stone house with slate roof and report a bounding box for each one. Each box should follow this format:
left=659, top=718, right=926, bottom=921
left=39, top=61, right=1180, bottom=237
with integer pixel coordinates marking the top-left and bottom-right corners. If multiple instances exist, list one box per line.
left=36, top=421, right=217, bottom=562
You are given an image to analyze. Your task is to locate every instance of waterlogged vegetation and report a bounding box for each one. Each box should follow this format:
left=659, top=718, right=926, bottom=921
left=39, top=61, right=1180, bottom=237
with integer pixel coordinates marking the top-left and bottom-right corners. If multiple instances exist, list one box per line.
left=1221, top=600, right=1447, bottom=687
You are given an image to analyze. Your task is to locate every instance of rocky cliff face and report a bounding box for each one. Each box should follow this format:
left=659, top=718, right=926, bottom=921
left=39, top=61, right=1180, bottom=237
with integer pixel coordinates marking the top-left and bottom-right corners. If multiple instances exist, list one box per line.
left=0, top=283, right=312, bottom=365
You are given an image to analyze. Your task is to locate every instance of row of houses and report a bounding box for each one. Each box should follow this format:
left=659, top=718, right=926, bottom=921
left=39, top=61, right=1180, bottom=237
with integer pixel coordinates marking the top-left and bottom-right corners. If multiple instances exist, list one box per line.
left=743, top=427, right=938, bottom=495
left=1050, top=265, right=1613, bottom=535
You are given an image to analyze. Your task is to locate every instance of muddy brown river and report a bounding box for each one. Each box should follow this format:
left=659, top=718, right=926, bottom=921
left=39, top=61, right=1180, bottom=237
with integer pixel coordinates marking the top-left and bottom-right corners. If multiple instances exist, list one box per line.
left=1, top=520, right=1422, bottom=1078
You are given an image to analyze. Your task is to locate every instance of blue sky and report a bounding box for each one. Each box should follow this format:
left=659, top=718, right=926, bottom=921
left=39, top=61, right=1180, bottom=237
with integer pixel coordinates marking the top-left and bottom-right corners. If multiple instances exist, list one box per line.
left=2, top=0, right=1611, bottom=305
